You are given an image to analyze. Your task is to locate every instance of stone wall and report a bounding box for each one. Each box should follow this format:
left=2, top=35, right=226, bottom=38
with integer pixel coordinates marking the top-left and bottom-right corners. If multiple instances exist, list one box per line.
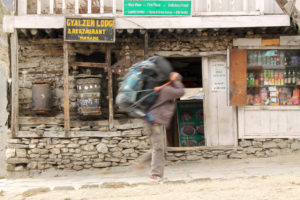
left=6, top=137, right=300, bottom=173
left=6, top=124, right=149, bottom=172
left=166, top=139, right=300, bottom=161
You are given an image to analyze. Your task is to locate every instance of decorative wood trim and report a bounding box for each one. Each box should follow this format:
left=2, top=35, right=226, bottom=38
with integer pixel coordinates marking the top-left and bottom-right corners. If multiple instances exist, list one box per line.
left=63, top=42, right=70, bottom=136
left=106, top=44, right=114, bottom=129
left=11, top=32, right=19, bottom=137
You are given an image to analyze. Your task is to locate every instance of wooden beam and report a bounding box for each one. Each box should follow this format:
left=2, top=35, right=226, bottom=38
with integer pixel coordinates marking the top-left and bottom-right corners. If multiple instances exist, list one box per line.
left=117, top=29, right=124, bottom=34
left=127, top=29, right=134, bottom=34
left=106, top=44, right=114, bottom=129
left=37, top=0, right=42, bottom=14
left=50, top=0, right=54, bottom=14
left=19, top=29, right=28, bottom=37
left=17, top=0, right=27, bottom=16
left=88, top=0, right=92, bottom=14
left=19, top=117, right=64, bottom=125
left=151, top=50, right=227, bottom=57
left=11, top=31, right=19, bottom=137
left=30, top=29, right=38, bottom=36
left=63, top=42, right=70, bottom=136
left=177, top=29, right=184, bottom=34
left=17, top=131, right=122, bottom=138
left=139, top=29, right=146, bottom=35
left=69, top=62, right=108, bottom=68
left=144, top=31, right=149, bottom=60
left=7, top=15, right=290, bottom=30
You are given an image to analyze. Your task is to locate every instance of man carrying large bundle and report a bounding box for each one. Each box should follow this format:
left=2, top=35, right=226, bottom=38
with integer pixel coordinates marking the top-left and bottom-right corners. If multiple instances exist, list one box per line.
left=116, top=56, right=185, bottom=181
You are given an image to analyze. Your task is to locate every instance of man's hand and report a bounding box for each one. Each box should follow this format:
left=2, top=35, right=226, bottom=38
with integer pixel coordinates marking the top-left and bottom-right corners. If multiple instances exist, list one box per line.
left=169, top=72, right=182, bottom=82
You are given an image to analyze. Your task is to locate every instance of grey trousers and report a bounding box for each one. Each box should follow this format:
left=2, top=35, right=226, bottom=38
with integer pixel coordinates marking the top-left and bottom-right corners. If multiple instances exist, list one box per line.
left=137, top=122, right=165, bottom=177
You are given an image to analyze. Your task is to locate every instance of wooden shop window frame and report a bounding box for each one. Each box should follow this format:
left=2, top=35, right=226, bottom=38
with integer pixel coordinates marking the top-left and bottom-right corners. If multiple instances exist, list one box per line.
left=229, top=49, right=247, bottom=106
left=64, top=43, right=114, bottom=137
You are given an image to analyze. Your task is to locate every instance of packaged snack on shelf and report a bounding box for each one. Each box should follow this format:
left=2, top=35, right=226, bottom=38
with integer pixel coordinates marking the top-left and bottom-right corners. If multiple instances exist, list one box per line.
left=292, top=89, right=300, bottom=105
left=260, top=88, right=268, bottom=105
left=253, top=94, right=261, bottom=106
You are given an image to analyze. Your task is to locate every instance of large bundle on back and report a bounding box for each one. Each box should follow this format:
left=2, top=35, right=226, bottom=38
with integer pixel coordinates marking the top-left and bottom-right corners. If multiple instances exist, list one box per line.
left=116, top=56, right=173, bottom=118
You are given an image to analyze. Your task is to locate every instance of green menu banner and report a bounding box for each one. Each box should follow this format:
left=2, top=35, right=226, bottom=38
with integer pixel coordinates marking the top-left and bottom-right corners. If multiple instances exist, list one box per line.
left=177, top=100, right=205, bottom=147
left=124, top=0, right=191, bottom=16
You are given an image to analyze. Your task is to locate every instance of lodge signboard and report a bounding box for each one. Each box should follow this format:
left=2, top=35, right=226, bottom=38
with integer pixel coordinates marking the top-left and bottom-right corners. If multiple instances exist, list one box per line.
left=124, top=0, right=191, bottom=16
left=64, top=17, right=115, bottom=43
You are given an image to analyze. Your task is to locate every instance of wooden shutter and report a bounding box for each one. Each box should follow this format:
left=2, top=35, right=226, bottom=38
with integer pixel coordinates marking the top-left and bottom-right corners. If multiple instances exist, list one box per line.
left=230, top=49, right=247, bottom=106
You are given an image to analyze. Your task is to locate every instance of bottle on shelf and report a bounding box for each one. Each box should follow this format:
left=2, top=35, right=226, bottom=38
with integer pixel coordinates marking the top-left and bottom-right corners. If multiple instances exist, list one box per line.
left=288, top=70, right=292, bottom=85
left=257, top=51, right=262, bottom=66
left=292, top=70, right=296, bottom=85
left=280, top=51, right=285, bottom=66
left=259, top=72, right=264, bottom=86
left=297, top=70, right=300, bottom=85
left=284, top=71, right=288, bottom=85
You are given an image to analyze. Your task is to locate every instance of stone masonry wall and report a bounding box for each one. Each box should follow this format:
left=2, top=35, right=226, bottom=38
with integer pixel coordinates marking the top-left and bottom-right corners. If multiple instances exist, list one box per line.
left=6, top=126, right=149, bottom=172
left=167, top=139, right=300, bottom=161
left=6, top=137, right=300, bottom=173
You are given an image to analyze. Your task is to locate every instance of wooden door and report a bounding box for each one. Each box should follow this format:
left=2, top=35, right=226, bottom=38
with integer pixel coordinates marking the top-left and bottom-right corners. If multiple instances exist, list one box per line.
left=203, top=55, right=237, bottom=146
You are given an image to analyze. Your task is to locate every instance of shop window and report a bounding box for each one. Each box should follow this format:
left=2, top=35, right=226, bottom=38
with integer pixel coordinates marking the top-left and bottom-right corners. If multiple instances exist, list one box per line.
left=230, top=49, right=300, bottom=106
left=247, top=50, right=300, bottom=106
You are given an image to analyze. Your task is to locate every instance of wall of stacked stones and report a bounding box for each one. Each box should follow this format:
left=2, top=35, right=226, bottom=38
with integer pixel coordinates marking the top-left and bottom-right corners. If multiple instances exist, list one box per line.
left=6, top=126, right=150, bottom=172
left=8, top=30, right=300, bottom=174
left=167, top=139, right=300, bottom=161
left=6, top=137, right=300, bottom=173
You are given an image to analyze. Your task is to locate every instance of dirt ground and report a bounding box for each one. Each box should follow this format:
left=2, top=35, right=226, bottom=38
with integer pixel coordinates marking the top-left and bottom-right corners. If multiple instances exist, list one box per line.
left=2, top=175, right=300, bottom=200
